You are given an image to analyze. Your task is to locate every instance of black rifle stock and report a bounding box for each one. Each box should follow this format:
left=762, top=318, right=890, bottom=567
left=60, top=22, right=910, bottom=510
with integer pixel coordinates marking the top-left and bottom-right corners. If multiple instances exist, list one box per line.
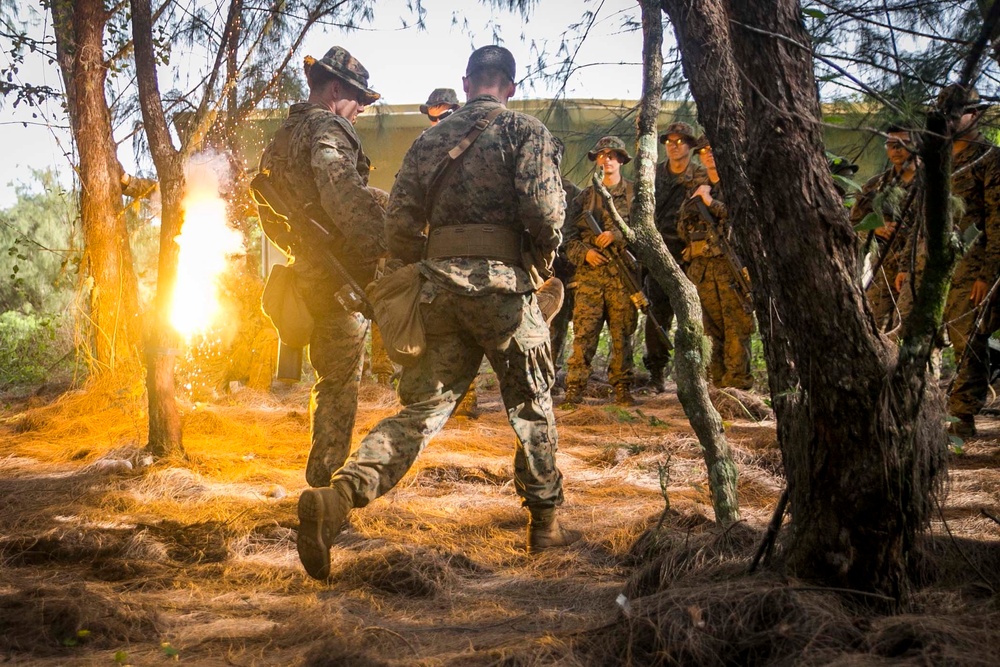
left=250, top=172, right=373, bottom=318
left=693, top=199, right=753, bottom=310
left=580, top=210, right=672, bottom=348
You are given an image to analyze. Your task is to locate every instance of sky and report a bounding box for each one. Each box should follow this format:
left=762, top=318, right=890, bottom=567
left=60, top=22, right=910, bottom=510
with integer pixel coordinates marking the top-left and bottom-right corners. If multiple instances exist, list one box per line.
left=0, top=0, right=654, bottom=208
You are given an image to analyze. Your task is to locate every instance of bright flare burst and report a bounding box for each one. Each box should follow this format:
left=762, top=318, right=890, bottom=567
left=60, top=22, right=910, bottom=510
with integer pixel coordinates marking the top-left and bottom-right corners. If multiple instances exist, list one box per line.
left=169, top=160, right=244, bottom=338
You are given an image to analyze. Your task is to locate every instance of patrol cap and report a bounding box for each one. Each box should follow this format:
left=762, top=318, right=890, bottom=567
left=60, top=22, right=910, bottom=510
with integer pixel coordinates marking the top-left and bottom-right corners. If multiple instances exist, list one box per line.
left=936, top=83, right=990, bottom=112
left=305, top=46, right=380, bottom=105
left=587, top=136, right=632, bottom=164
left=419, top=88, right=460, bottom=115
left=466, top=45, right=516, bottom=83
left=659, top=121, right=697, bottom=145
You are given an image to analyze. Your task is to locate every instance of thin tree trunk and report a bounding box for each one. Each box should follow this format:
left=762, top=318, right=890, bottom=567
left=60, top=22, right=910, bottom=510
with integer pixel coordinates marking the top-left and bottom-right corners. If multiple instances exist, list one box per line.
left=660, top=0, right=946, bottom=601
left=591, top=0, right=740, bottom=525
left=131, top=0, right=186, bottom=459
left=51, top=0, right=142, bottom=379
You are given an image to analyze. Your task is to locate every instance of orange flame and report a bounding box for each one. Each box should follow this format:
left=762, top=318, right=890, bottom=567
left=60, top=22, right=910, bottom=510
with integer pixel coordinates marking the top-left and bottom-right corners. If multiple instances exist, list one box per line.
left=169, top=156, right=244, bottom=338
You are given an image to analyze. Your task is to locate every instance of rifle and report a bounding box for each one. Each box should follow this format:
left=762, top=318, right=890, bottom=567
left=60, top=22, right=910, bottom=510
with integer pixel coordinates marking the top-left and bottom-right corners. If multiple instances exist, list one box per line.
left=250, top=172, right=373, bottom=318
left=580, top=210, right=672, bottom=349
left=693, top=199, right=753, bottom=310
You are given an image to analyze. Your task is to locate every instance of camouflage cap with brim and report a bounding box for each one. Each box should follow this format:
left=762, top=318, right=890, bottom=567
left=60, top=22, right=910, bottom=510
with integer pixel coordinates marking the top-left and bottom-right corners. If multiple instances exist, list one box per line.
left=827, top=153, right=859, bottom=176
left=419, top=88, right=460, bottom=115
left=658, top=121, right=697, bottom=144
left=309, top=46, right=380, bottom=105
left=587, top=136, right=632, bottom=164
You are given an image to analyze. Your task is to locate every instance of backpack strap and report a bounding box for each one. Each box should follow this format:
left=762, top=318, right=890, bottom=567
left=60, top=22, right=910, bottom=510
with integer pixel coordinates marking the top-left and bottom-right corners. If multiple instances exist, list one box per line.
left=424, top=106, right=505, bottom=221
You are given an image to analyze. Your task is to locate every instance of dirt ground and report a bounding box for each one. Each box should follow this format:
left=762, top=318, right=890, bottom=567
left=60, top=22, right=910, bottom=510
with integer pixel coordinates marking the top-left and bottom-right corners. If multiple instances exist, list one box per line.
left=1, top=371, right=999, bottom=666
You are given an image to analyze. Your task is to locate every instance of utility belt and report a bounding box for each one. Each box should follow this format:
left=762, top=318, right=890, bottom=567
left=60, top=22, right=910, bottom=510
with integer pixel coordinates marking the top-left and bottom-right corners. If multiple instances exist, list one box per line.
left=425, top=224, right=523, bottom=264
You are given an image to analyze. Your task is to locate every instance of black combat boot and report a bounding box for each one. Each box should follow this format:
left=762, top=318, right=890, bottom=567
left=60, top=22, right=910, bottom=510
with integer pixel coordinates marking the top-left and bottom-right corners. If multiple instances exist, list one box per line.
left=296, top=480, right=353, bottom=580
left=526, top=507, right=582, bottom=553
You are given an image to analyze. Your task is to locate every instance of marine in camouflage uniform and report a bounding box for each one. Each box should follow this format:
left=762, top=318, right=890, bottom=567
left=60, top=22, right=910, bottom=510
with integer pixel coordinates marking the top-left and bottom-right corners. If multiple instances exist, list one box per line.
left=646, top=122, right=706, bottom=391
left=366, top=186, right=395, bottom=385
left=564, top=136, right=639, bottom=406
left=258, top=47, right=386, bottom=488
left=678, top=138, right=753, bottom=389
left=295, top=46, right=579, bottom=580
left=939, top=87, right=1000, bottom=436
left=849, top=124, right=919, bottom=333
left=548, top=164, right=583, bottom=372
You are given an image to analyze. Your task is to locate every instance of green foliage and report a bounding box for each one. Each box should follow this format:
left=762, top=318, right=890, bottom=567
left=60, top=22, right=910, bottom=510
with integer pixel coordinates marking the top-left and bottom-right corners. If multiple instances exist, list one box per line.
left=0, top=169, right=80, bottom=313
left=0, top=310, right=70, bottom=387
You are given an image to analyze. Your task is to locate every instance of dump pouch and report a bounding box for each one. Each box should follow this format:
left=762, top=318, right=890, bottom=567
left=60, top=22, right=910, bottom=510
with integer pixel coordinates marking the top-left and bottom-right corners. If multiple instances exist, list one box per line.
left=261, top=264, right=314, bottom=348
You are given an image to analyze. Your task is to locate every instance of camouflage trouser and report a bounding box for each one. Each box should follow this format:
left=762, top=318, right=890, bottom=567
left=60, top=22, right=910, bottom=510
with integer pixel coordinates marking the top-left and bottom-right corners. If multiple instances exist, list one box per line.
left=643, top=273, right=675, bottom=375
left=944, top=260, right=999, bottom=420
left=866, top=249, right=900, bottom=333
left=333, top=285, right=565, bottom=509
left=566, top=268, right=638, bottom=389
left=549, top=286, right=575, bottom=370
left=687, top=256, right=754, bottom=389
left=302, top=279, right=368, bottom=487
left=369, top=323, right=395, bottom=378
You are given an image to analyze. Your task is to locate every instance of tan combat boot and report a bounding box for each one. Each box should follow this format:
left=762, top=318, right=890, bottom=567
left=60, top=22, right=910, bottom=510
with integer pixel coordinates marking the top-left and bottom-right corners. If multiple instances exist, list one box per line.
left=453, top=386, right=480, bottom=418
left=614, top=384, right=635, bottom=406
left=296, top=480, right=353, bottom=580
left=535, top=277, right=565, bottom=325
left=527, top=507, right=582, bottom=553
left=563, top=383, right=584, bottom=406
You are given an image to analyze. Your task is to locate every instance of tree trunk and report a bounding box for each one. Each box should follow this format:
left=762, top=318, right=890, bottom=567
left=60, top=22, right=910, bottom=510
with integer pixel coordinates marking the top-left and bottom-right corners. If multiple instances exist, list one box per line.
left=131, top=0, right=186, bottom=459
left=51, top=0, right=142, bottom=379
left=592, top=0, right=740, bottom=525
left=660, top=0, right=946, bottom=601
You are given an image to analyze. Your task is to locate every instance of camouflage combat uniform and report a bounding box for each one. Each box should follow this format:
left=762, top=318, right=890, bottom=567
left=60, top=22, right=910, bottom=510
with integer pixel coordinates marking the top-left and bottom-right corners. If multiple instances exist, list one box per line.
left=677, top=180, right=754, bottom=389
left=645, top=159, right=706, bottom=379
left=850, top=166, right=918, bottom=332
left=330, top=93, right=567, bottom=511
left=259, top=102, right=386, bottom=487
left=941, top=139, right=1000, bottom=422
left=565, top=180, right=638, bottom=395
left=549, top=177, right=583, bottom=369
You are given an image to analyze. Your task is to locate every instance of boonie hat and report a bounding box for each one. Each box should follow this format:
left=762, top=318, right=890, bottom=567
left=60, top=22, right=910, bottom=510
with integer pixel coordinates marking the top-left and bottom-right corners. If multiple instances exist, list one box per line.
left=659, top=122, right=697, bottom=145
left=587, top=136, right=632, bottom=164
left=419, top=88, right=460, bottom=115
left=306, top=46, right=380, bottom=105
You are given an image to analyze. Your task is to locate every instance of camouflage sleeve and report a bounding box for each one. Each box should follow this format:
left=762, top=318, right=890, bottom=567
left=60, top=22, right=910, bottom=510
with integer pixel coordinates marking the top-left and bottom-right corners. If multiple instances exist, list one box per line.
left=849, top=174, right=882, bottom=227
left=311, top=120, right=387, bottom=271
left=515, top=118, right=565, bottom=261
left=385, top=144, right=428, bottom=265
left=979, top=151, right=1000, bottom=283
left=706, top=191, right=727, bottom=221
left=565, top=187, right=594, bottom=267
left=676, top=200, right=694, bottom=246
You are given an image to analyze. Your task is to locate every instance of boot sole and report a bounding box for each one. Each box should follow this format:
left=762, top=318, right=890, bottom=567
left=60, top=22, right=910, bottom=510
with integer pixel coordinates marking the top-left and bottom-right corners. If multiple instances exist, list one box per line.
left=297, top=490, right=334, bottom=580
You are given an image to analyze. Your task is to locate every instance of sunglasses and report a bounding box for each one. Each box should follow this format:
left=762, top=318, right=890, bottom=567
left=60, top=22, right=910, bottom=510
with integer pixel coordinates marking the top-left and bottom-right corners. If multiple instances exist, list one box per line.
left=664, top=138, right=688, bottom=146
left=428, top=109, right=454, bottom=122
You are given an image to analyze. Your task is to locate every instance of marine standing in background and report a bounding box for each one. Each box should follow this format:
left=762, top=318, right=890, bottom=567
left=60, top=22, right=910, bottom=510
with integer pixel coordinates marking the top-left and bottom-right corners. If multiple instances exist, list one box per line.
left=896, top=85, right=1000, bottom=438
left=420, top=88, right=461, bottom=125
left=564, top=136, right=638, bottom=407
left=258, top=46, right=386, bottom=488
left=850, top=124, right=918, bottom=333
left=295, top=45, right=579, bottom=581
left=677, top=137, right=754, bottom=390
left=646, top=122, right=705, bottom=392
left=548, top=137, right=582, bottom=376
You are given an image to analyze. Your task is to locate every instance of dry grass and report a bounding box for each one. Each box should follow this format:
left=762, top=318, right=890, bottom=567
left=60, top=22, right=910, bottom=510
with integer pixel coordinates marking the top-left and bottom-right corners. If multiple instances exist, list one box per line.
left=1, top=374, right=999, bottom=665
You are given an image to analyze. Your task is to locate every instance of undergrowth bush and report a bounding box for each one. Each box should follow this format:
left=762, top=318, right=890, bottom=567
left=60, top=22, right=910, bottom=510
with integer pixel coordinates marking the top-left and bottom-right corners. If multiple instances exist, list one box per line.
left=0, top=310, right=73, bottom=388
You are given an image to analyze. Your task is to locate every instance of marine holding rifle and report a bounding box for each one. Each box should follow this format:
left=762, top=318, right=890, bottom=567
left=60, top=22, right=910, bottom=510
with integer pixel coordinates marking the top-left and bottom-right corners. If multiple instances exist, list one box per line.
left=564, top=136, right=639, bottom=407
left=257, top=46, right=387, bottom=488
left=677, top=136, right=754, bottom=390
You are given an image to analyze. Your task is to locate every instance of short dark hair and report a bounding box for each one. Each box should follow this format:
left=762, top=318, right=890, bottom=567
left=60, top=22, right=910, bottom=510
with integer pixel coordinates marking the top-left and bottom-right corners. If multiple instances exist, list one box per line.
left=305, top=58, right=339, bottom=91
left=885, top=123, right=908, bottom=134
left=466, top=45, right=516, bottom=84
